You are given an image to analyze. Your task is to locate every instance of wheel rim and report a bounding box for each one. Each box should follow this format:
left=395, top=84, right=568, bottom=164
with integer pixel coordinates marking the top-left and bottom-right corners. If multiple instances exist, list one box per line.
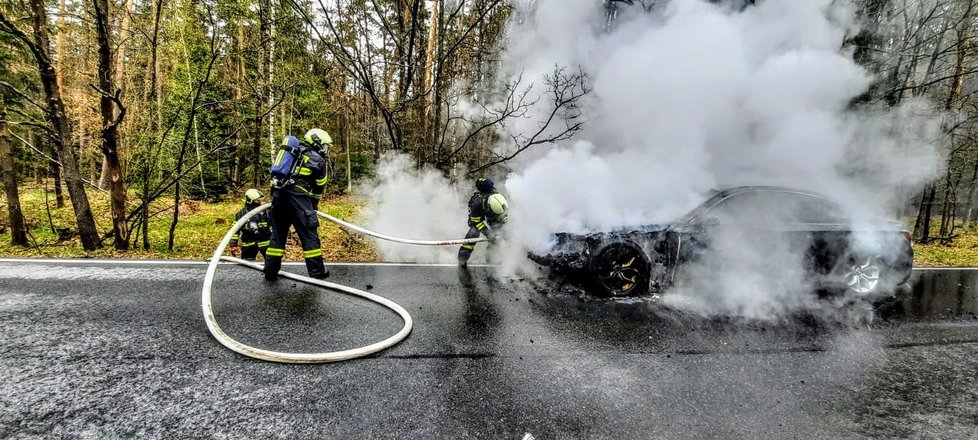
left=595, top=246, right=645, bottom=295
left=842, top=255, right=881, bottom=295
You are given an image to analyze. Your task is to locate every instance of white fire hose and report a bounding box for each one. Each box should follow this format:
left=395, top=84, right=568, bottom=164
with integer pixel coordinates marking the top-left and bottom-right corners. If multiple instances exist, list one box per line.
left=202, top=202, right=487, bottom=363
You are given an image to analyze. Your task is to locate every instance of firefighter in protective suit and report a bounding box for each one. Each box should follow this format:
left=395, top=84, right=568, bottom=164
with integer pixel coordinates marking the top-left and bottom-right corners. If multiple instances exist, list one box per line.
left=229, top=188, right=272, bottom=260
left=458, top=177, right=508, bottom=267
left=263, top=130, right=330, bottom=281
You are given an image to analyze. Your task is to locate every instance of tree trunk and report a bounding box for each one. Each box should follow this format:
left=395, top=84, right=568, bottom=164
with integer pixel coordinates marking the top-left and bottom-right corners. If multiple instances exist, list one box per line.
left=341, top=112, right=351, bottom=193
left=939, top=167, right=954, bottom=242
left=169, top=182, right=181, bottom=251
left=914, top=184, right=937, bottom=243
left=0, top=107, right=28, bottom=246
left=234, top=18, right=246, bottom=186
left=141, top=0, right=164, bottom=251
left=52, top=0, right=68, bottom=205
left=93, top=0, right=129, bottom=250
left=267, top=0, right=276, bottom=149
left=27, top=0, right=102, bottom=250
left=114, top=0, right=134, bottom=88
left=97, top=159, right=110, bottom=190
left=912, top=9, right=970, bottom=242
left=962, top=148, right=978, bottom=228
left=92, top=0, right=129, bottom=251
left=255, top=0, right=268, bottom=186
left=97, top=0, right=134, bottom=190
left=253, top=100, right=262, bottom=187
left=56, top=0, right=66, bottom=94
left=169, top=17, right=218, bottom=251
left=422, top=0, right=439, bottom=123
left=431, top=0, right=446, bottom=162
left=935, top=23, right=969, bottom=242
left=51, top=157, right=64, bottom=208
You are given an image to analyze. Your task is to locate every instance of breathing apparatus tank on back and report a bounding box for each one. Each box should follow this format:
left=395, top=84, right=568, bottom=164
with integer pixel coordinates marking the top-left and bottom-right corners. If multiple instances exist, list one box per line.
left=270, top=135, right=303, bottom=189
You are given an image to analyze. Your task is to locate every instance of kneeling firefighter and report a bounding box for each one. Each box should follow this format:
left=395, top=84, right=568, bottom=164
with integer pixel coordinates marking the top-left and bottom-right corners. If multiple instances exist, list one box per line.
left=229, top=188, right=272, bottom=260
left=263, top=130, right=331, bottom=281
left=458, top=177, right=509, bottom=267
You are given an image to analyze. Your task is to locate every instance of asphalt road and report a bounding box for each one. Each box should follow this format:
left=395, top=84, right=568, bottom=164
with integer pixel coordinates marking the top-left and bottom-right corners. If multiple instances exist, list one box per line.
left=1, top=260, right=977, bottom=439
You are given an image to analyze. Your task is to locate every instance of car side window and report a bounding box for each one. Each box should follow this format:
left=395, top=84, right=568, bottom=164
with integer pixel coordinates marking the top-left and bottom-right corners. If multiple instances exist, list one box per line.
left=701, top=191, right=845, bottom=224
left=792, top=197, right=845, bottom=223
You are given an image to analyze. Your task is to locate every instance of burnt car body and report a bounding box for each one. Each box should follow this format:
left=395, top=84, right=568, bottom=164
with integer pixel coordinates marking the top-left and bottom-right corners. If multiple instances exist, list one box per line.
left=529, top=186, right=914, bottom=298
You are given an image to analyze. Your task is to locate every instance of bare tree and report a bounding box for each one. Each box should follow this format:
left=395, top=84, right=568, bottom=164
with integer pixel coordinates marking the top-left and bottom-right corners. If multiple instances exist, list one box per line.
left=167, top=6, right=222, bottom=251
left=459, top=67, right=589, bottom=175
left=0, top=104, right=27, bottom=246
left=0, top=0, right=103, bottom=250
left=92, top=0, right=129, bottom=250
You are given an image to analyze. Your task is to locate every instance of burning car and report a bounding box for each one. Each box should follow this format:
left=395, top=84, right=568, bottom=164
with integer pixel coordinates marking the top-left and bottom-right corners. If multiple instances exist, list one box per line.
left=529, top=186, right=914, bottom=298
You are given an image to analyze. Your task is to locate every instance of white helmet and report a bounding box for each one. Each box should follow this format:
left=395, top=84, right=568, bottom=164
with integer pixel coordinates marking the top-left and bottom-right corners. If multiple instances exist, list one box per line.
left=304, top=128, right=332, bottom=153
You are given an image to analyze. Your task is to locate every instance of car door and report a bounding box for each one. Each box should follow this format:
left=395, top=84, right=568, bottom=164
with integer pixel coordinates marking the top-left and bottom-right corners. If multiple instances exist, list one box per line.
left=667, top=189, right=838, bottom=284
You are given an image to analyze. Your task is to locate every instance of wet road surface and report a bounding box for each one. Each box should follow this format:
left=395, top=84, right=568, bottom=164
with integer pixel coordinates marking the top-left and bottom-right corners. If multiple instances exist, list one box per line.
left=1, top=260, right=977, bottom=439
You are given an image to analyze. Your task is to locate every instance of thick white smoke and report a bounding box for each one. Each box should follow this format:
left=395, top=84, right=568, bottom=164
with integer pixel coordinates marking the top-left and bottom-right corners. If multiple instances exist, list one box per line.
left=363, top=0, right=942, bottom=318
left=361, top=153, right=468, bottom=263
left=502, top=0, right=939, bottom=252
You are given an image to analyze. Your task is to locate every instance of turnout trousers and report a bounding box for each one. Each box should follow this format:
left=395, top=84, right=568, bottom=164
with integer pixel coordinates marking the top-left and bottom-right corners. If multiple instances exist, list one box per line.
left=262, top=190, right=326, bottom=280
left=457, top=226, right=483, bottom=265
left=457, top=222, right=501, bottom=266
left=240, top=242, right=268, bottom=261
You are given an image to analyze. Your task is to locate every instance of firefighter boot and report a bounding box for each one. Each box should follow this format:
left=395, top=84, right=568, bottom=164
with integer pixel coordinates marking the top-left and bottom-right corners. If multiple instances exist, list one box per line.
left=263, top=255, right=282, bottom=281
left=306, top=255, right=329, bottom=279
left=457, top=246, right=473, bottom=268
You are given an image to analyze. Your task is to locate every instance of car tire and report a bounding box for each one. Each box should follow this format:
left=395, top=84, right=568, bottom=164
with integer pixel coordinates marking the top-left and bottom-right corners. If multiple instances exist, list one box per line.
left=588, top=241, right=651, bottom=297
left=831, top=253, right=891, bottom=299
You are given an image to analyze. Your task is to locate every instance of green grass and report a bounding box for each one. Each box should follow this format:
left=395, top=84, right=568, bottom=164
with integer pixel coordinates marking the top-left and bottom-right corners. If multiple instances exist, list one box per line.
left=911, top=224, right=978, bottom=267
left=0, top=184, right=381, bottom=262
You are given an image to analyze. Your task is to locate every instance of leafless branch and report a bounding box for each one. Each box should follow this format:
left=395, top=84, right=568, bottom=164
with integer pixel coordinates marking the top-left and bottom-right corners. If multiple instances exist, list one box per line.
left=88, top=84, right=126, bottom=130
left=436, top=72, right=536, bottom=167
left=468, top=66, right=590, bottom=174
left=0, top=81, right=45, bottom=112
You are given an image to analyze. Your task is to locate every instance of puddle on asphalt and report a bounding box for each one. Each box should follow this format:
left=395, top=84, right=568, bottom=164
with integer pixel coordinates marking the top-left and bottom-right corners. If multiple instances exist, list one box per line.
left=533, top=269, right=978, bottom=326
left=889, top=269, right=978, bottom=321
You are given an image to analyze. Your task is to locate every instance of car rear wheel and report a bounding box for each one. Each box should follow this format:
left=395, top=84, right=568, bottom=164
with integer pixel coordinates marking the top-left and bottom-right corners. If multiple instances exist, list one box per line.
left=589, top=242, right=650, bottom=297
left=833, top=254, right=885, bottom=297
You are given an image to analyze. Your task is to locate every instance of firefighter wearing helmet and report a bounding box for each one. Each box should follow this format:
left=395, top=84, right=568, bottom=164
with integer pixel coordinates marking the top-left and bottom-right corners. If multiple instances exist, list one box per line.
left=229, top=189, right=272, bottom=260
left=263, top=129, right=331, bottom=281
left=458, top=177, right=509, bottom=267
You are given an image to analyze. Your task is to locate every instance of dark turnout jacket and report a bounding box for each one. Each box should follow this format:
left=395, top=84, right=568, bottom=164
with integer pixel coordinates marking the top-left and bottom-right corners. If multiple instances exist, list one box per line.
left=466, top=191, right=505, bottom=230
left=230, top=205, right=272, bottom=247
left=284, top=148, right=328, bottom=198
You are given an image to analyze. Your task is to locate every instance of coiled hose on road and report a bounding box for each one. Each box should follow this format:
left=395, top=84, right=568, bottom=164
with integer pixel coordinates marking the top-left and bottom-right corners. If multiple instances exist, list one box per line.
left=202, top=202, right=487, bottom=363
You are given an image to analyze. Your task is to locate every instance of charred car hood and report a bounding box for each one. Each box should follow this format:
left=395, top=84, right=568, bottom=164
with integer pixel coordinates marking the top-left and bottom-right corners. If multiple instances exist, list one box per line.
left=528, top=225, right=670, bottom=270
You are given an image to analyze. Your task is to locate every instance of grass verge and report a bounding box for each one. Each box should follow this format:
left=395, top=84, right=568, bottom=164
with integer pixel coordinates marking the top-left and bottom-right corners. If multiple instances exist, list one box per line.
left=911, top=227, right=978, bottom=267
left=0, top=185, right=381, bottom=262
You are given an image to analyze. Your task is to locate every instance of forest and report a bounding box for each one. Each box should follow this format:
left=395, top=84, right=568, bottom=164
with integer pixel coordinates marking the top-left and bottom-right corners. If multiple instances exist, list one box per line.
left=0, top=0, right=977, bottom=259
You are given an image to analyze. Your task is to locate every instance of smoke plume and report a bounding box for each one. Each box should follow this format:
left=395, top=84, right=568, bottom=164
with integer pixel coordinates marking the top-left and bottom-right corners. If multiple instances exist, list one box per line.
left=361, top=153, right=469, bottom=263
left=364, top=0, right=942, bottom=318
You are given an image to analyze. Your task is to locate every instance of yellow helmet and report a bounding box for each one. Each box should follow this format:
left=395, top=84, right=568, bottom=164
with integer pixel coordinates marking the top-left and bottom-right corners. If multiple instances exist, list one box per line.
left=244, top=188, right=264, bottom=204
left=487, top=193, right=508, bottom=215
